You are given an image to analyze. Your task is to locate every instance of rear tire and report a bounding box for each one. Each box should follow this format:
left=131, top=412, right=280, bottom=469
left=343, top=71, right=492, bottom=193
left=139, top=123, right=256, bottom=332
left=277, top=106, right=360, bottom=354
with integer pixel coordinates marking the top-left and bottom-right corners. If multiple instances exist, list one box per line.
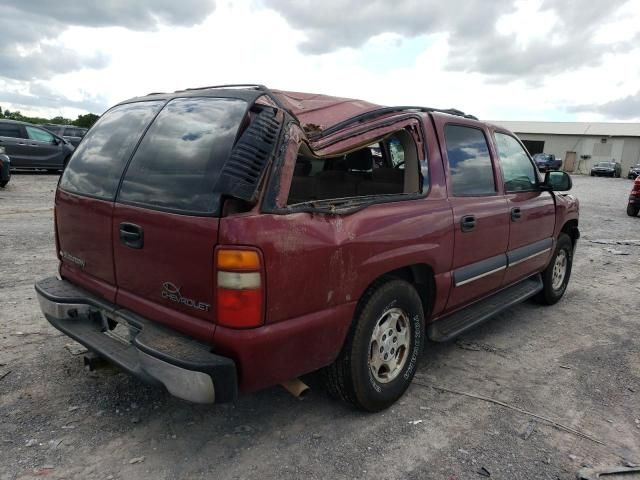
left=627, top=205, right=639, bottom=217
left=536, top=233, right=573, bottom=305
left=324, top=279, right=425, bottom=412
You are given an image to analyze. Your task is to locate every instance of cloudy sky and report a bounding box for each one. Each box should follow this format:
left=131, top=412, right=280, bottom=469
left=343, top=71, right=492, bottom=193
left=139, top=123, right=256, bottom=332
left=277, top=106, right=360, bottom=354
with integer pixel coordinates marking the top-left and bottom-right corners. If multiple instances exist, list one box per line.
left=1, top=0, right=639, bottom=122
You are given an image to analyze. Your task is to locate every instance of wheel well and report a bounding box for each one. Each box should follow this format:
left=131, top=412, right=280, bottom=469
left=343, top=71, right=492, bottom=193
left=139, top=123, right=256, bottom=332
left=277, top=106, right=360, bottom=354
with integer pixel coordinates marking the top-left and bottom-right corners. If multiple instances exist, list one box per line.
left=361, top=264, right=435, bottom=319
left=561, top=220, right=580, bottom=248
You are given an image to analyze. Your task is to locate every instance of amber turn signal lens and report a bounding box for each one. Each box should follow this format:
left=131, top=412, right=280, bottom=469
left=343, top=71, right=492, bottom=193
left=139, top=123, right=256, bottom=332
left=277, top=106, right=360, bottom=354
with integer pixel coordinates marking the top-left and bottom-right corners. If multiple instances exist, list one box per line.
left=217, top=249, right=260, bottom=271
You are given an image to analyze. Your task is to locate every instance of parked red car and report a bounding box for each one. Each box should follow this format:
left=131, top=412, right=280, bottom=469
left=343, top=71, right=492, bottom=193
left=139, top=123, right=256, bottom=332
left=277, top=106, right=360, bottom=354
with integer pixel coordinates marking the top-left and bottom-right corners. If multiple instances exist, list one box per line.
left=628, top=177, right=640, bottom=216
left=36, top=86, right=579, bottom=411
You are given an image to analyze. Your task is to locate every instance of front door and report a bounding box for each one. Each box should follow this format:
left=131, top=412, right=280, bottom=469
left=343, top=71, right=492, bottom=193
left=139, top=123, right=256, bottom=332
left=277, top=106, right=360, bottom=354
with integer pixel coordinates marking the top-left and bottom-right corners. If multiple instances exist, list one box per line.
left=564, top=151, right=577, bottom=172
left=493, top=131, right=556, bottom=286
left=434, top=119, right=510, bottom=311
left=23, top=125, right=63, bottom=168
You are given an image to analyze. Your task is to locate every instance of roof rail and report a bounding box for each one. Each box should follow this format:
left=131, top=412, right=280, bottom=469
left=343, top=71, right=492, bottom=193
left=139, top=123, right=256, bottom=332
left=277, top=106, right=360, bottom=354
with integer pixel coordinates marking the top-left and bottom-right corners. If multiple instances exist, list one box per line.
left=176, top=84, right=269, bottom=92
left=313, top=106, right=478, bottom=139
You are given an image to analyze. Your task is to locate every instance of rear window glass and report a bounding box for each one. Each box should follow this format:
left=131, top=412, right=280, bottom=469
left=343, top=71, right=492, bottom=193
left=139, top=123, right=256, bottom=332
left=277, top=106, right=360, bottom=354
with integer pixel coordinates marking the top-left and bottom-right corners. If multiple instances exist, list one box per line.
left=59, top=101, right=164, bottom=200
left=117, top=97, right=247, bottom=214
left=0, top=123, right=24, bottom=138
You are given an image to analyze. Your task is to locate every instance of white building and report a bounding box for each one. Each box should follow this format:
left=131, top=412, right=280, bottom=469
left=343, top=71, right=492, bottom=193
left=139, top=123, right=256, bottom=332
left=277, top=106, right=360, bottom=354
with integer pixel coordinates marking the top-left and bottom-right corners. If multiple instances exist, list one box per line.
left=493, top=121, right=640, bottom=175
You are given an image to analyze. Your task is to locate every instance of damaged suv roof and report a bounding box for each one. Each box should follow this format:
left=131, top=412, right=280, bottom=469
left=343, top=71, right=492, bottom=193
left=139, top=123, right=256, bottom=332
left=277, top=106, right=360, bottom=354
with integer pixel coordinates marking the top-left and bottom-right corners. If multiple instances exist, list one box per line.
left=124, top=84, right=476, bottom=141
left=269, top=89, right=381, bottom=133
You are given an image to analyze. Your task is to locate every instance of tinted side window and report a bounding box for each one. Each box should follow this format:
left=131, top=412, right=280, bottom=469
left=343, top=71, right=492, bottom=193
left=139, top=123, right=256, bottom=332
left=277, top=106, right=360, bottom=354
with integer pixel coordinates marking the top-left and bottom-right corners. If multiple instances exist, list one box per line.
left=59, top=101, right=165, bottom=200
left=494, top=132, right=538, bottom=192
left=445, top=125, right=496, bottom=196
left=26, top=126, right=55, bottom=143
left=118, top=97, right=247, bottom=214
left=0, top=123, right=24, bottom=138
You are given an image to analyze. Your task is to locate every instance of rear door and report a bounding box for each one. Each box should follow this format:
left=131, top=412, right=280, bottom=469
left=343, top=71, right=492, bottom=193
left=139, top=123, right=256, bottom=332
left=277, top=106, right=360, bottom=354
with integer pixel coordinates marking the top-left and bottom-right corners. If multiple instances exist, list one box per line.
left=492, top=131, right=556, bottom=285
left=434, top=119, right=510, bottom=311
left=112, top=97, right=248, bottom=338
left=0, top=122, right=29, bottom=165
left=56, top=101, right=165, bottom=302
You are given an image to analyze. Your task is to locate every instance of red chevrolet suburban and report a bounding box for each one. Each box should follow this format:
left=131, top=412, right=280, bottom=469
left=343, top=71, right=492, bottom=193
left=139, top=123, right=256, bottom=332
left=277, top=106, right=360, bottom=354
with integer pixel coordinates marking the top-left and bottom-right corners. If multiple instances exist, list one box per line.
left=36, top=85, right=579, bottom=411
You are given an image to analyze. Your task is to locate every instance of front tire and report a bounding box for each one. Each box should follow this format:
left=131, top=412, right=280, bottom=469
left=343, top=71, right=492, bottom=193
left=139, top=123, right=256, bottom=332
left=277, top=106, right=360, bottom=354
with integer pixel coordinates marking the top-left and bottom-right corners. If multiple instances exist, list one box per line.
left=628, top=205, right=639, bottom=217
left=536, top=233, right=573, bottom=305
left=324, top=279, right=425, bottom=412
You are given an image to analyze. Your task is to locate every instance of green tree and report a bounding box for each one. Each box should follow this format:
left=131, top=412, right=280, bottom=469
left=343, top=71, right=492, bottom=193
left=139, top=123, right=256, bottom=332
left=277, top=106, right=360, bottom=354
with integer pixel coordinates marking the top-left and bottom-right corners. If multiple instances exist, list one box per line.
left=0, top=106, right=99, bottom=127
left=73, top=113, right=100, bottom=129
left=50, top=115, right=73, bottom=125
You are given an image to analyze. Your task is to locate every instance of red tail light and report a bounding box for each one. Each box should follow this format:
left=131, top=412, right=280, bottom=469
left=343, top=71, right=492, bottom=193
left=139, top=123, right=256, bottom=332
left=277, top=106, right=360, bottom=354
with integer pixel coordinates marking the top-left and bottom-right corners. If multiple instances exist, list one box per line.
left=215, top=248, right=264, bottom=329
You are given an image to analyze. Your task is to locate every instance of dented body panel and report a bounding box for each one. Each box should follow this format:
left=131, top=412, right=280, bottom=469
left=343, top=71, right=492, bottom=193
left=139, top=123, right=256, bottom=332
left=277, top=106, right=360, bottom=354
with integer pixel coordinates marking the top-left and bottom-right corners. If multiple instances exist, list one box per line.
left=40, top=86, right=580, bottom=398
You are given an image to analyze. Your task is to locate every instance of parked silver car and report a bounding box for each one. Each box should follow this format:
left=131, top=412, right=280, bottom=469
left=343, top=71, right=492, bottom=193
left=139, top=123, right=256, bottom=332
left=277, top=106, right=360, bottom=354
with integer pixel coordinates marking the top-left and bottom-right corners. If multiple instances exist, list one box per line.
left=0, top=119, right=74, bottom=171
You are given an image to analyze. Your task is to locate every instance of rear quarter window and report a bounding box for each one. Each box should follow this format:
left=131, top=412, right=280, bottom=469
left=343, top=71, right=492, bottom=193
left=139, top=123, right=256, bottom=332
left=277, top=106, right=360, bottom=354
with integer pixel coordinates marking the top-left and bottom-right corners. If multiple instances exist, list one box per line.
left=117, top=97, right=247, bottom=214
left=59, top=101, right=165, bottom=200
left=0, top=123, right=24, bottom=138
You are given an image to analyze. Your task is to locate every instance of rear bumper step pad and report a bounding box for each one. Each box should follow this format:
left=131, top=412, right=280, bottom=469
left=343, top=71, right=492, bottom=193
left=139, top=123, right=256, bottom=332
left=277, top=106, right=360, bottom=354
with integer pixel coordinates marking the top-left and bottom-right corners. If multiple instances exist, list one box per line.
left=35, top=277, right=237, bottom=403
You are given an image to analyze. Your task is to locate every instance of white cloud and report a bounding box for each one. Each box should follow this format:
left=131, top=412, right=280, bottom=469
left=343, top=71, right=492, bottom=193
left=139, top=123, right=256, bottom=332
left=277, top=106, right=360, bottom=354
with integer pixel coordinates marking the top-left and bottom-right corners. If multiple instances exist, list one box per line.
left=1, top=0, right=639, bottom=121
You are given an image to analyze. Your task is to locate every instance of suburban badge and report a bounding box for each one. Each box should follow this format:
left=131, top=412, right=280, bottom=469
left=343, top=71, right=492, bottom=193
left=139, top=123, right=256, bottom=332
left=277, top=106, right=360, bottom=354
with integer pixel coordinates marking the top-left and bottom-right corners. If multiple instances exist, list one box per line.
left=60, top=250, right=86, bottom=268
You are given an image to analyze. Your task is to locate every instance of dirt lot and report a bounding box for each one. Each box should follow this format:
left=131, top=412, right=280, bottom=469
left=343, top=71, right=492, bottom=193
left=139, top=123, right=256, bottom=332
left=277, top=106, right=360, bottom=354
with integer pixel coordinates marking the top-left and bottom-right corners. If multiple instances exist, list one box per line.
left=1, top=173, right=639, bottom=480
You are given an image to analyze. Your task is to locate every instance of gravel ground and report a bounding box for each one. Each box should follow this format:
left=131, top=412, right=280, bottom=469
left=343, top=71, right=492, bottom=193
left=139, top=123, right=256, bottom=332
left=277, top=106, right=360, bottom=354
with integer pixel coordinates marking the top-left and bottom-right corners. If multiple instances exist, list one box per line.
left=0, top=173, right=639, bottom=480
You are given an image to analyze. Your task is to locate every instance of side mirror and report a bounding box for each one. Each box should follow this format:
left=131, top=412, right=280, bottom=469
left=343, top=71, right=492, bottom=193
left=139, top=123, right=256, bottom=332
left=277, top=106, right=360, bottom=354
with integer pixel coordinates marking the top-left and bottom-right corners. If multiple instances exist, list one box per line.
left=543, top=171, right=572, bottom=191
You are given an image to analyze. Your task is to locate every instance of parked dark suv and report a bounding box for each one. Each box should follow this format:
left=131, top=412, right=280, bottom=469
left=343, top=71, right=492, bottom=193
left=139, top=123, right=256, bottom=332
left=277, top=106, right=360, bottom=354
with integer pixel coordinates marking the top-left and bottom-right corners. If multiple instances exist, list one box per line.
left=35, top=85, right=579, bottom=411
left=43, top=124, right=88, bottom=147
left=0, top=120, right=74, bottom=171
left=532, top=153, right=562, bottom=172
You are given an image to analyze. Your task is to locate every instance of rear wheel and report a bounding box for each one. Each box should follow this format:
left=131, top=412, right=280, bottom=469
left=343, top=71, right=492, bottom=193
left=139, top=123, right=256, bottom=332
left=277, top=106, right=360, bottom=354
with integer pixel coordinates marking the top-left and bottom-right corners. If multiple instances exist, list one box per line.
left=324, top=279, right=425, bottom=412
left=627, top=205, right=639, bottom=217
left=536, top=233, right=573, bottom=305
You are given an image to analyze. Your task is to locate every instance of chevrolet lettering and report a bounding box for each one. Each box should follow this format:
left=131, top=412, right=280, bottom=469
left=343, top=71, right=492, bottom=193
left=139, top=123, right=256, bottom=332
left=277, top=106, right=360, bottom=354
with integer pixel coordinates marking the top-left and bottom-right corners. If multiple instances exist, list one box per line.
left=162, top=282, right=211, bottom=312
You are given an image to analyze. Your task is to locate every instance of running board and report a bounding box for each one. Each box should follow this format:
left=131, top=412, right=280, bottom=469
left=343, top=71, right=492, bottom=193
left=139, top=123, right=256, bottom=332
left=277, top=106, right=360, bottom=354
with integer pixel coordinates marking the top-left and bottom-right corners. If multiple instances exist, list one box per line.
left=428, top=275, right=543, bottom=342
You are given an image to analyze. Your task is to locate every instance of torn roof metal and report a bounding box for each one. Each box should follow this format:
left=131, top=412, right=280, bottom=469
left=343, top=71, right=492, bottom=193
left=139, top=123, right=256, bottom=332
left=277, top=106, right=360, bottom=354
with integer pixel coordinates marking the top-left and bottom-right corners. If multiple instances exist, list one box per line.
left=269, top=89, right=382, bottom=133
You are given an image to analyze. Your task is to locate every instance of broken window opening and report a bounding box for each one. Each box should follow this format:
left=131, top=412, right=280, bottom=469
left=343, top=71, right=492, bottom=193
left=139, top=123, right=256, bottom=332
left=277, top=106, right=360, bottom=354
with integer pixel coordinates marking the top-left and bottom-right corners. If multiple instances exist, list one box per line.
left=287, top=129, right=422, bottom=206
